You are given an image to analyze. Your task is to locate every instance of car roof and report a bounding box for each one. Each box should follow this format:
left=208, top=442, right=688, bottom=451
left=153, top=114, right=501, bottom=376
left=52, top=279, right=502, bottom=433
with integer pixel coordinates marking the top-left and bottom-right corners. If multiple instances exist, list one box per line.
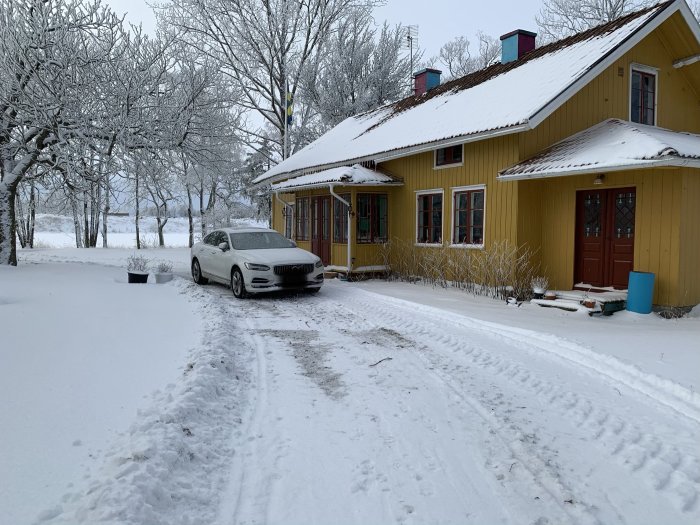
left=216, top=227, right=277, bottom=234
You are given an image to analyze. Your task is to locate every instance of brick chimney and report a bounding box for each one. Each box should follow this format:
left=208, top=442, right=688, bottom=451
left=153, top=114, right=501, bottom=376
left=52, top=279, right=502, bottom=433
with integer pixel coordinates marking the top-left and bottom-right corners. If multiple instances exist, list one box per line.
left=499, top=30, right=536, bottom=64
left=413, top=68, right=442, bottom=96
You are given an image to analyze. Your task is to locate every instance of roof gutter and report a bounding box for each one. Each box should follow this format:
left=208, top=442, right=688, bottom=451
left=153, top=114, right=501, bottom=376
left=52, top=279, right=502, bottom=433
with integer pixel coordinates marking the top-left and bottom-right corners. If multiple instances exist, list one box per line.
left=254, top=123, right=531, bottom=188
left=329, top=183, right=353, bottom=274
left=272, top=181, right=403, bottom=193
left=498, top=157, right=700, bottom=181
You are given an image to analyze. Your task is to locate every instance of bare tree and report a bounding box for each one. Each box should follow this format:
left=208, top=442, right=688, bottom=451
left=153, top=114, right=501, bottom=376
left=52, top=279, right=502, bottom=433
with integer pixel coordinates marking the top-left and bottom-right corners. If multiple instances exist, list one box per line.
left=431, top=31, right=500, bottom=80
left=0, top=0, right=181, bottom=264
left=536, top=0, right=652, bottom=41
left=306, top=8, right=409, bottom=131
left=161, top=0, right=380, bottom=162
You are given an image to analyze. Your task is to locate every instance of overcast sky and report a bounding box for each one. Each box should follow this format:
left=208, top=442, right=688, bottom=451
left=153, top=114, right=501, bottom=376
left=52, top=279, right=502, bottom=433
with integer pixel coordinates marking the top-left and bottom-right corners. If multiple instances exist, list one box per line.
left=106, top=0, right=543, bottom=59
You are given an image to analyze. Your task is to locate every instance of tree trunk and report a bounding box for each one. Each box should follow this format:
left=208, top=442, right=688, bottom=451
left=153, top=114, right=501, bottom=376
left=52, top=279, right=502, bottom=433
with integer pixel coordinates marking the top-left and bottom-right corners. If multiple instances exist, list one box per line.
left=135, top=165, right=141, bottom=250
left=0, top=181, right=19, bottom=265
left=15, top=190, right=27, bottom=249
left=70, top=191, right=84, bottom=248
left=199, top=184, right=206, bottom=240
left=102, top=177, right=110, bottom=248
left=83, top=188, right=90, bottom=248
left=186, top=183, right=194, bottom=248
left=27, top=182, right=36, bottom=249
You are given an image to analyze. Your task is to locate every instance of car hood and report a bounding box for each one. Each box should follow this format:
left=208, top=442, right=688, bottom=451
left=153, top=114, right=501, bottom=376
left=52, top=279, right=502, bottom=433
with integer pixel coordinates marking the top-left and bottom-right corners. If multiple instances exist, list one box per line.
left=239, top=248, right=319, bottom=265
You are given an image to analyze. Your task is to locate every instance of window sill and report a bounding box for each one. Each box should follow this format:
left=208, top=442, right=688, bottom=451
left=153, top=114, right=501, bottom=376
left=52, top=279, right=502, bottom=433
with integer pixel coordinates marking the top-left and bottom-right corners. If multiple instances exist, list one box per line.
left=433, top=162, right=463, bottom=170
left=449, top=243, right=484, bottom=250
left=415, top=242, right=444, bottom=248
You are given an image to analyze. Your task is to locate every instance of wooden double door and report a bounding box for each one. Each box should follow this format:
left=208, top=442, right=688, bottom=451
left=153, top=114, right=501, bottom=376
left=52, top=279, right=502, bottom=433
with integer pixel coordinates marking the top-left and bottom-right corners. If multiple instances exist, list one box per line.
left=311, top=196, right=331, bottom=266
left=574, top=187, right=636, bottom=289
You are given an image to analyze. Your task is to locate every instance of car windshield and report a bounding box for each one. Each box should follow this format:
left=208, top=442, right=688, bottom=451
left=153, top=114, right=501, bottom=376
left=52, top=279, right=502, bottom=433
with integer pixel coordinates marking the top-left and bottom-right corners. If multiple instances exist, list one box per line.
left=230, top=231, right=294, bottom=250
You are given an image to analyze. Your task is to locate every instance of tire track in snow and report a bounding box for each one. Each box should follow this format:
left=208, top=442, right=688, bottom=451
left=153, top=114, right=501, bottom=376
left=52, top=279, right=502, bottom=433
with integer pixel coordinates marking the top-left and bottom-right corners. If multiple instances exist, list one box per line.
left=337, top=288, right=700, bottom=519
left=257, top=292, right=584, bottom=524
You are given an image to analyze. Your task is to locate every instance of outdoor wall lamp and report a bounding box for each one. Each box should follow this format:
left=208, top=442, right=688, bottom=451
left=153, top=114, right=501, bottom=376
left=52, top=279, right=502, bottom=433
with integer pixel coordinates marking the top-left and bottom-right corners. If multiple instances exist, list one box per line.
left=593, top=174, right=605, bottom=185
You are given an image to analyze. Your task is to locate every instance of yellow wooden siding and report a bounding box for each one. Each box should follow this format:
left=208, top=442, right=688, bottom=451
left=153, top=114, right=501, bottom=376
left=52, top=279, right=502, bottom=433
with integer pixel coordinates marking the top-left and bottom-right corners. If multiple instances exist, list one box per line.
left=271, top=193, right=292, bottom=234
left=519, top=21, right=700, bottom=160
left=380, top=135, right=520, bottom=250
left=679, top=168, right=700, bottom=307
left=514, top=19, right=699, bottom=306
left=529, top=169, right=684, bottom=306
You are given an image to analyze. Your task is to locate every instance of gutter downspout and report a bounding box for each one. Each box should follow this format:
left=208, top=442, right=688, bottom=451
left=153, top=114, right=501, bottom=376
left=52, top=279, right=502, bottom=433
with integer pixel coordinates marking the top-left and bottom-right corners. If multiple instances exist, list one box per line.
left=274, top=191, right=295, bottom=240
left=329, top=184, right=352, bottom=275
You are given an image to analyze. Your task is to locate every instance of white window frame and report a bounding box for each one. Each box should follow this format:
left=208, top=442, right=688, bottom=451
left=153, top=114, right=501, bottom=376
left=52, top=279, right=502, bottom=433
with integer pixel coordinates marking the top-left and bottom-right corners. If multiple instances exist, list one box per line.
left=433, top=144, right=464, bottom=170
left=450, top=184, right=486, bottom=249
left=415, top=188, right=445, bottom=247
left=629, top=63, right=659, bottom=126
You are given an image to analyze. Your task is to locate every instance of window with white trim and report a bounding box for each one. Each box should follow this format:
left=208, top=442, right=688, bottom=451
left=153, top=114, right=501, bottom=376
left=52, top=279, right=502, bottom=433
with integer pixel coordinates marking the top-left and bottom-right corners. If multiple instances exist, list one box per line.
left=452, top=188, right=484, bottom=245
left=630, top=67, right=656, bottom=125
left=417, top=191, right=443, bottom=244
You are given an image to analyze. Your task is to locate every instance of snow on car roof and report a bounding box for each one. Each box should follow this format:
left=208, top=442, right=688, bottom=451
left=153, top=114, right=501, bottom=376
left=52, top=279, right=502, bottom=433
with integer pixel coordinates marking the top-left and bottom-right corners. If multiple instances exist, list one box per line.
left=255, top=1, right=683, bottom=185
left=219, top=227, right=276, bottom=234
left=498, top=118, right=700, bottom=180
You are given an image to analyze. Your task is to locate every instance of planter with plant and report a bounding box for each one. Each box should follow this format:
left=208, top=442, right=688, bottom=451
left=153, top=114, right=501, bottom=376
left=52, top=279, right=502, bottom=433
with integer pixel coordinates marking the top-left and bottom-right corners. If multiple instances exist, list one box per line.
left=154, top=261, right=174, bottom=284
left=127, top=254, right=150, bottom=284
left=531, top=276, right=549, bottom=299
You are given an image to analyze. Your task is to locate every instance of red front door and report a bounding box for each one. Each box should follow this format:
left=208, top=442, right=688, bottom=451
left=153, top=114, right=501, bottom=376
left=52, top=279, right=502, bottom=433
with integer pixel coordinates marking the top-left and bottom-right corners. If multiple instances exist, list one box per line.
left=574, top=188, right=636, bottom=289
left=311, top=196, right=331, bottom=265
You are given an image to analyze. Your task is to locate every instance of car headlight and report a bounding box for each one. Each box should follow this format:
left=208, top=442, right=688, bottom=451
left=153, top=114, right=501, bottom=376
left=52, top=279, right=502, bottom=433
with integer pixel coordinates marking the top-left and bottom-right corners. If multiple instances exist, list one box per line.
left=315, top=260, right=324, bottom=268
left=244, top=262, right=270, bottom=271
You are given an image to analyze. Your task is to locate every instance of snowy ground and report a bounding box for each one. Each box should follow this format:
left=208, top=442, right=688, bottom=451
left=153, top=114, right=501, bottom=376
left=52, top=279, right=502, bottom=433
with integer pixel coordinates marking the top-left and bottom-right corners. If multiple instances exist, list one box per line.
left=3, top=240, right=699, bottom=524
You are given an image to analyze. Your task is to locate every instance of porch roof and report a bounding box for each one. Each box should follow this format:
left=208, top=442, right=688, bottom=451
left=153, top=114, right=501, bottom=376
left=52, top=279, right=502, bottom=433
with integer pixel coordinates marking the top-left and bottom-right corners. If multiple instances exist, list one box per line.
left=270, top=164, right=403, bottom=192
left=498, top=118, right=700, bottom=181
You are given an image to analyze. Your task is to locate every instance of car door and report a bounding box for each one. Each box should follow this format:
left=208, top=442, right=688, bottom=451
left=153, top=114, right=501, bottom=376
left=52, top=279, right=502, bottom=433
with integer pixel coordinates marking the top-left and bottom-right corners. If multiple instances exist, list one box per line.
left=209, top=231, right=232, bottom=280
left=196, top=231, right=217, bottom=277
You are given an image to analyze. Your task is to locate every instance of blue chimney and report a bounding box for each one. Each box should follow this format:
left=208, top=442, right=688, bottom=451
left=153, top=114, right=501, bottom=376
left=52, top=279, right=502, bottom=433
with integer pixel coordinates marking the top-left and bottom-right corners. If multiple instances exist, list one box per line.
left=500, top=30, right=536, bottom=64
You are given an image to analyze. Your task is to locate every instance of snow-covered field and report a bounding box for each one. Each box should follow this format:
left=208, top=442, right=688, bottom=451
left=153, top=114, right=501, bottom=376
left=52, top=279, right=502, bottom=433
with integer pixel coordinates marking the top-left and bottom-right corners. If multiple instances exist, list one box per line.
left=2, top=223, right=699, bottom=524
left=28, top=213, right=268, bottom=249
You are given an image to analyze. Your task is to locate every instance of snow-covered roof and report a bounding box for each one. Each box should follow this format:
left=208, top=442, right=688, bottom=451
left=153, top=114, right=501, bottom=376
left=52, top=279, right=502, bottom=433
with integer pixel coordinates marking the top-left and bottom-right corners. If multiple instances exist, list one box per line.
left=498, top=119, right=700, bottom=180
left=269, top=164, right=402, bottom=192
left=255, top=0, right=698, bottom=186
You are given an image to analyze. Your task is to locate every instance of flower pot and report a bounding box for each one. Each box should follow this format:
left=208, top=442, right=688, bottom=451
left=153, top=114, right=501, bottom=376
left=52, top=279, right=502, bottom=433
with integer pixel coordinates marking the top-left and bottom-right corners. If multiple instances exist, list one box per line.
left=155, top=272, right=173, bottom=284
left=544, top=292, right=557, bottom=301
left=582, top=299, right=596, bottom=309
left=533, top=288, right=545, bottom=299
left=128, top=271, right=149, bottom=284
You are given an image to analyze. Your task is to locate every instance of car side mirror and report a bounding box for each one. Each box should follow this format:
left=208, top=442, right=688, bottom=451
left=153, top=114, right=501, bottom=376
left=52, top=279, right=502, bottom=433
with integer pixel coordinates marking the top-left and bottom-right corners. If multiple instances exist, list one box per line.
left=218, top=242, right=230, bottom=252
left=290, top=240, right=297, bottom=247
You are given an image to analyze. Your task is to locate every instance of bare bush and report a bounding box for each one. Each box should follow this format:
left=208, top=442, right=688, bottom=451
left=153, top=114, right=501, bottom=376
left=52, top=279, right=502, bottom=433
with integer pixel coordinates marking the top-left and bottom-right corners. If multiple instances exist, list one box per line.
left=381, top=238, right=544, bottom=301
left=126, top=254, right=150, bottom=273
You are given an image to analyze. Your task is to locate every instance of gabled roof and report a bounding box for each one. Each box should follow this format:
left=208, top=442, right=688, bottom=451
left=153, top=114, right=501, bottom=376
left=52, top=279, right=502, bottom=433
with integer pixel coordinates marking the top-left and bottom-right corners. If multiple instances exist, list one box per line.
left=270, top=164, right=402, bottom=192
left=498, top=119, right=700, bottom=180
left=255, top=0, right=700, bottom=186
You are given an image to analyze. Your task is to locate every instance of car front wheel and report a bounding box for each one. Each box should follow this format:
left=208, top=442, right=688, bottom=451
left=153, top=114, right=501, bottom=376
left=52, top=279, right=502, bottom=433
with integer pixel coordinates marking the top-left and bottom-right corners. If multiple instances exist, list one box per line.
left=192, top=258, right=208, bottom=285
left=231, top=267, right=247, bottom=299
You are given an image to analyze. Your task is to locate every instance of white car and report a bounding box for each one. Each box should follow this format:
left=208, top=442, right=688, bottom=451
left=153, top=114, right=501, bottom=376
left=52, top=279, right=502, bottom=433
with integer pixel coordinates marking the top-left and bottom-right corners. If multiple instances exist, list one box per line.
left=190, top=227, right=324, bottom=298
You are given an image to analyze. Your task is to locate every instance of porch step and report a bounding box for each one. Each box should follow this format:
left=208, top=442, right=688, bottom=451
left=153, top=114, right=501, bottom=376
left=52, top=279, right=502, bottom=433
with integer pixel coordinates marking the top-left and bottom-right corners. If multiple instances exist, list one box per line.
left=532, top=289, right=627, bottom=316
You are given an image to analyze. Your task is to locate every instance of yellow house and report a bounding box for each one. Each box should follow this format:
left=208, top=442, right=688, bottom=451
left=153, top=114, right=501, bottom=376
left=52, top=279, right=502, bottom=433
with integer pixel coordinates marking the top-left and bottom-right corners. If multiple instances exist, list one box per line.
left=254, top=0, right=700, bottom=308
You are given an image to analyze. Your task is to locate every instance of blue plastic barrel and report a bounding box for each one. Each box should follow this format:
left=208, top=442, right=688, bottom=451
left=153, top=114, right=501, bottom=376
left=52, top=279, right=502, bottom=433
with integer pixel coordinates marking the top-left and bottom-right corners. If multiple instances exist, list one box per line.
left=627, top=271, right=655, bottom=314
